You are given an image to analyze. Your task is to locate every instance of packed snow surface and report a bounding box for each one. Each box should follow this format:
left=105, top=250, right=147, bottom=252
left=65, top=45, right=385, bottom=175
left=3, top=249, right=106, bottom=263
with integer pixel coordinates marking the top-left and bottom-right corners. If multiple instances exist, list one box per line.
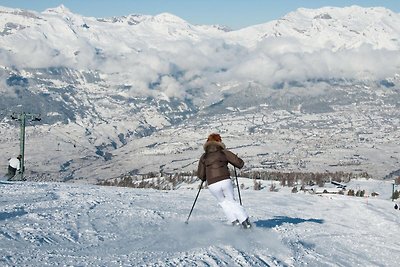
left=1, top=178, right=399, bottom=266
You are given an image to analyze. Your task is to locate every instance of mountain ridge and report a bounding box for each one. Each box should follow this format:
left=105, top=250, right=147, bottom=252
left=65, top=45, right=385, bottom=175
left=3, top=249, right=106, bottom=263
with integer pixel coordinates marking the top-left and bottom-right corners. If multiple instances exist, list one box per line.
left=0, top=5, right=399, bottom=182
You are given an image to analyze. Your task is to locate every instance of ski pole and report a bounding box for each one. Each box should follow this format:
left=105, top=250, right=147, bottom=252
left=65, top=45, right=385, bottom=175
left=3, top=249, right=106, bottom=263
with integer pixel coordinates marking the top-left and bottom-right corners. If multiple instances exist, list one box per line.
left=234, top=167, right=242, bottom=205
left=185, top=180, right=204, bottom=224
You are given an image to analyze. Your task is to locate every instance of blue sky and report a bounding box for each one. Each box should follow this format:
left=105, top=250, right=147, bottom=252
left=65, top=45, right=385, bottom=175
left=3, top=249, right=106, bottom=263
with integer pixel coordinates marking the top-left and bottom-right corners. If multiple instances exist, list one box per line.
left=1, top=0, right=399, bottom=29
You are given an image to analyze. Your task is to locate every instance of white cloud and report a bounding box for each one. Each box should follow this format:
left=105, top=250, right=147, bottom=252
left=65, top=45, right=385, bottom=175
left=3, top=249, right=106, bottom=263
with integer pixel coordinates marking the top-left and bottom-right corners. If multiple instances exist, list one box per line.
left=158, top=75, right=184, bottom=98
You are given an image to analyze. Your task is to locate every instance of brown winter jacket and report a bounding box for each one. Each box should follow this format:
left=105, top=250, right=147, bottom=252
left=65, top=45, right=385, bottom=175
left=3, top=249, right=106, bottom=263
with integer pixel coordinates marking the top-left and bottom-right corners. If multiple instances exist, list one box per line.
left=197, top=141, right=244, bottom=185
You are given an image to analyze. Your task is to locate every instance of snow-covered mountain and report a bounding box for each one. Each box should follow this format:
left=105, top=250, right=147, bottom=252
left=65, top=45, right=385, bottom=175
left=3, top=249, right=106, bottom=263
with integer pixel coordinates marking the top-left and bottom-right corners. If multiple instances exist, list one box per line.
left=0, top=5, right=399, bottom=182
left=229, top=6, right=400, bottom=50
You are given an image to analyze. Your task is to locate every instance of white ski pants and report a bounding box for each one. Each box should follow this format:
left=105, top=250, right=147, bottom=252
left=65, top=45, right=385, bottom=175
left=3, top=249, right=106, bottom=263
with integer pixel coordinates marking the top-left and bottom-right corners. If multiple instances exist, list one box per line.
left=208, top=178, right=248, bottom=223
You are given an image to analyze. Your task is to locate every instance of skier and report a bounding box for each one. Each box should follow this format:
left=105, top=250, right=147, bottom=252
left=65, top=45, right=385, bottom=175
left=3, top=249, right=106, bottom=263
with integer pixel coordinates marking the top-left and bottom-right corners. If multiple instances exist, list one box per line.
left=6, top=155, right=21, bottom=180
left=197, top=133, right=252, bottom=229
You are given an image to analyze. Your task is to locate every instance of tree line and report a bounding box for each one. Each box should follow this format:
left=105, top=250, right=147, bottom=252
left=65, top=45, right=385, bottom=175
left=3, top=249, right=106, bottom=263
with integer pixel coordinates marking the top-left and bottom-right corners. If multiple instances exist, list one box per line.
left=97, top=169, right=371, bottom=190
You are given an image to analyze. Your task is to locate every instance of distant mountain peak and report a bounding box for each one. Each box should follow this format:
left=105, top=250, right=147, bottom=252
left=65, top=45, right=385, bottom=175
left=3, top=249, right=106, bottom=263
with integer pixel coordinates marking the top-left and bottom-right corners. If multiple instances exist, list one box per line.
left=290, top=5, right=396, bottom=19
left=43, top=4, right=72, bottom=15
left=99, top=12, right=188, bottom=26
left=152, top=12, right=187, bottom=24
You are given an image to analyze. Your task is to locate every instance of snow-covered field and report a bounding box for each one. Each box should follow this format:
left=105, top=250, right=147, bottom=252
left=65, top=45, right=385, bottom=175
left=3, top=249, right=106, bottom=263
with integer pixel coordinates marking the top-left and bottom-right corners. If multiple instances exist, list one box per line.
left=1, top=178, right=399, bottom=266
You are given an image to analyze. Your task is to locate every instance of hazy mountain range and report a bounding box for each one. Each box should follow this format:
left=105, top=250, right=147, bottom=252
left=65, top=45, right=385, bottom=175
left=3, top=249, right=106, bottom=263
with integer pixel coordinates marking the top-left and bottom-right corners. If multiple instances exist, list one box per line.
left=0, top=5, right=399, bottom=182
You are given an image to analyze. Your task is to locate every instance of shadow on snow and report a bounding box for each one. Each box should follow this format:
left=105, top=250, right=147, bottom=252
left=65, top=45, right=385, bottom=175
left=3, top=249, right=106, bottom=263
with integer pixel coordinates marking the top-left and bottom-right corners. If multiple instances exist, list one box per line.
left=254, top=216, right=324, bottom=228
left=0, top=208, right=28, bottom=221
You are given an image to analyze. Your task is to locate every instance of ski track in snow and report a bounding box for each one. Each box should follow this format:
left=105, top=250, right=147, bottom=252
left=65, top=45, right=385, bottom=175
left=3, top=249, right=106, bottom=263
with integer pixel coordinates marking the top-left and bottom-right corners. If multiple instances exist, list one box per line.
left=0, top=181, right=399, bottom=266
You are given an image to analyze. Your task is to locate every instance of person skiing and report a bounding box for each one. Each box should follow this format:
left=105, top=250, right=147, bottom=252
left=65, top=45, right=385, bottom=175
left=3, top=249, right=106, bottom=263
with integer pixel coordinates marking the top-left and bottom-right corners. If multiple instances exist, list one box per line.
left=197, top=133, right=252, bottom=229
left=6, top=155, right=21, bottom=180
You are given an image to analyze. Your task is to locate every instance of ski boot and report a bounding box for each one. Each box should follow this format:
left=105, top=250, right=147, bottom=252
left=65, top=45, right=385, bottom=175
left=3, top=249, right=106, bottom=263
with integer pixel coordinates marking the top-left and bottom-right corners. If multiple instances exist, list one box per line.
left=241, top=218, right=252, bottom=229
left=232, top=219, right=240, bottom=226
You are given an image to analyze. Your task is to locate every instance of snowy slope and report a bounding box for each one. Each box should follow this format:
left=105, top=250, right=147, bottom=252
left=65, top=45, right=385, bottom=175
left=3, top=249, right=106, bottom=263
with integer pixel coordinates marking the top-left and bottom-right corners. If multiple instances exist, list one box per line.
left=0, top=179, right=399, bottom=266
